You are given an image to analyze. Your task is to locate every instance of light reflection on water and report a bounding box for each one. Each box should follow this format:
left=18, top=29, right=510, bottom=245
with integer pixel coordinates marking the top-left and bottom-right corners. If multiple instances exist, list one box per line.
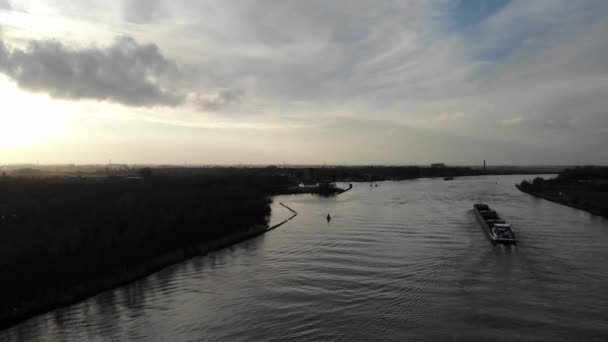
left=2, top=175, right=608, bottom=341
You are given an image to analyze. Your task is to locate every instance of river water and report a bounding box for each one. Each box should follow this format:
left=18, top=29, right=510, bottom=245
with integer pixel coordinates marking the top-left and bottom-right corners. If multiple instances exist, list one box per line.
left=2, top=175, right=608, bottom=341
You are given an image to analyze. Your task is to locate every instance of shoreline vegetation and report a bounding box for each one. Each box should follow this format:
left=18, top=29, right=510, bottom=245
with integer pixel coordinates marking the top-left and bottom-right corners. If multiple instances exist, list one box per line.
left=516, top=166, right=608, bottom=218
left=0, top=164, right=562, bottom=329
left=2, top=164, right=560, bottom=183
left=1, top=200, right=298, bottom=330
left=0, top=175, right=295, bottom=329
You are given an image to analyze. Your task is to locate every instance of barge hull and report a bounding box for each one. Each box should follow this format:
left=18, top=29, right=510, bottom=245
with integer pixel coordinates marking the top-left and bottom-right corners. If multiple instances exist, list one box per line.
left=473, top=206, right=517, bottom=245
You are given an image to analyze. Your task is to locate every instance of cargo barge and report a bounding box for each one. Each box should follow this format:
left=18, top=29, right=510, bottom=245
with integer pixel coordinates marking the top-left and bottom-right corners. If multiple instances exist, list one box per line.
left=473, top=203, right=517, bottom=244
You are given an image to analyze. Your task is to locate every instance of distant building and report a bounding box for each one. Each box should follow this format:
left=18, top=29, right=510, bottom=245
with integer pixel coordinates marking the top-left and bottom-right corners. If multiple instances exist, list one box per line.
left=431, top=163, right=446, bottom=168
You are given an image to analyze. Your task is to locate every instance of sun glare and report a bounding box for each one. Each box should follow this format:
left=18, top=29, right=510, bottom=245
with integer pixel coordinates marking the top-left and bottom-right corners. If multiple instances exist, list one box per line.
left=0, top=76, right=70, bottom=149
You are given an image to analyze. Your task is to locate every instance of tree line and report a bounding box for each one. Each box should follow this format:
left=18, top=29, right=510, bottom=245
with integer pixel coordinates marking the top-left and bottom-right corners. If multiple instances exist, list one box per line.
left=0, top=175, right=280, bottom=319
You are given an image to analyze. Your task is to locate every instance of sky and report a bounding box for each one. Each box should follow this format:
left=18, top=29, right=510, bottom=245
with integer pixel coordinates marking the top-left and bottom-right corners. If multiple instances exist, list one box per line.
left=0, top=0, right=607, bottom=165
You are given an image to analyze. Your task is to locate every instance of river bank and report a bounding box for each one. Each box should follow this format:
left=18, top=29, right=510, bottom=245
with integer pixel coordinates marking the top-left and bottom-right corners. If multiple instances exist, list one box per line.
left=0, top=176, right=293, bottom=330
left=0, top=202, right=298, bottom=330
left=516, top=167, right=608, bottom=219
left=516, top=184, right=608, bottom=218
left=4, top=175, right=606, bottom=341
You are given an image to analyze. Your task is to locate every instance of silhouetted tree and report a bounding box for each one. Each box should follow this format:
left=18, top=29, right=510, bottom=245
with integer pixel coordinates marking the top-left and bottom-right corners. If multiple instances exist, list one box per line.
left=139, top=167, right=153, bottom=178
left=531, top=177, right=545, bottom=192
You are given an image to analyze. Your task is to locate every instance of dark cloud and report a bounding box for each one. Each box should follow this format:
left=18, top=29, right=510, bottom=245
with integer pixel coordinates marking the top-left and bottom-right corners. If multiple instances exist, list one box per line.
left=193, top=89, right=244, bottom=111
left=124, top=0, right=164, bottom=24
left=0, top=35, right=184, bottom=107
left=0, top=38, right=9, bottom=69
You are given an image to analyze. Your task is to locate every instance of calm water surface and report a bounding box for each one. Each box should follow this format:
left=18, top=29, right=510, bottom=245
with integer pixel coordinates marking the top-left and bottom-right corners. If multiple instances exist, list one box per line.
left=2, top=175, right=608, bottom=341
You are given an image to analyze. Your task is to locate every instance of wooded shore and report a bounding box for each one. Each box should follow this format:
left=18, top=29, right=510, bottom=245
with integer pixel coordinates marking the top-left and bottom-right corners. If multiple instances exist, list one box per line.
left=0, top=175, right=285, bottom=329
left=516, top=167, right=608, bottom=218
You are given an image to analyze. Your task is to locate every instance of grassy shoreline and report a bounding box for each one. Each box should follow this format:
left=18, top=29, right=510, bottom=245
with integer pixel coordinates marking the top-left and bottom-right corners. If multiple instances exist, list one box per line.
left=0, top=176, right=290, bottom=330
left=516, top=167, right=608, bottom=218
left=0, top=223, right=268, bottom=329
left=516, top=184, right=607, bottom=218
left=0, top=202, right=298, bottom=330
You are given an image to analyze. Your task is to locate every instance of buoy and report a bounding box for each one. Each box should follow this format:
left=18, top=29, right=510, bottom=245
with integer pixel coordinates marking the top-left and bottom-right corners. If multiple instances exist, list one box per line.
left=327, top=214, right=331, bottom=221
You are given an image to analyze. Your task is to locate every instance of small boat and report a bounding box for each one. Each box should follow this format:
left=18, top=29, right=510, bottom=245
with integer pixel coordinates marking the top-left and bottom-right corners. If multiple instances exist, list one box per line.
left=473, top=203, right=517, bottom=244
left=287, top=181, right=347, bottom=195
left=444, top=177, right=454, bottom=181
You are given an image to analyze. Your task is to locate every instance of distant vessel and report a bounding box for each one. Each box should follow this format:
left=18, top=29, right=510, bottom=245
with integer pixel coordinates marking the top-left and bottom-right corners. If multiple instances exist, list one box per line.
left=444, top=177, right=454, bottom=181
left=473, top=203, right=517, bottom=244
left=286, top=182, right=352, bottom=195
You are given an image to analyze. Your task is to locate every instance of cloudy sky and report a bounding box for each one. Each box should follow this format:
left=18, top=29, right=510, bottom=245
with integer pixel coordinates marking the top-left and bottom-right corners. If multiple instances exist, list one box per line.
left=0, top=0, right=607, bottom=165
